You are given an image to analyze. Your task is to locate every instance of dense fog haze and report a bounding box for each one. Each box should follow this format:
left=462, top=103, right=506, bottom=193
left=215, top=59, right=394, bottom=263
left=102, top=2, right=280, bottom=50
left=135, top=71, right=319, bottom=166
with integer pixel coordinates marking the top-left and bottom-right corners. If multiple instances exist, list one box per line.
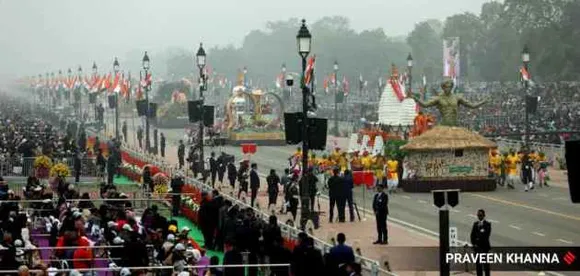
left=0, top=0, right=489, bottom=80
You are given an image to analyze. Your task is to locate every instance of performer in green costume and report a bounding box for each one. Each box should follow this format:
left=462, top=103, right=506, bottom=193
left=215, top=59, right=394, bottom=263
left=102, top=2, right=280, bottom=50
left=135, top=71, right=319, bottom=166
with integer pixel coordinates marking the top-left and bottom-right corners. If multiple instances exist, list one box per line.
left=409, top=80, right=488, bottom=126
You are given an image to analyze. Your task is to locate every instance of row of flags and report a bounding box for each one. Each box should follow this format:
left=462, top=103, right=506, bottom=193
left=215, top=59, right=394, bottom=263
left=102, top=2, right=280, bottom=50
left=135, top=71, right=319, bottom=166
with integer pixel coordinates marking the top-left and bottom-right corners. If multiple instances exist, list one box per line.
left=31, top=71, right=153, bottom=101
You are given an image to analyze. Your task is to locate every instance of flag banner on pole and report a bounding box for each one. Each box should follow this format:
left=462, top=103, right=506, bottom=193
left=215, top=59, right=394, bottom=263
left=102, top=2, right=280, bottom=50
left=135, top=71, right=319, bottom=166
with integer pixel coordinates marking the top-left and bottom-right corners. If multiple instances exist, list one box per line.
left=443, top=37, right=460, bottom=79
left=342, top=75, right=349, bottom=96
left=304, top=55, right=316, bottom=87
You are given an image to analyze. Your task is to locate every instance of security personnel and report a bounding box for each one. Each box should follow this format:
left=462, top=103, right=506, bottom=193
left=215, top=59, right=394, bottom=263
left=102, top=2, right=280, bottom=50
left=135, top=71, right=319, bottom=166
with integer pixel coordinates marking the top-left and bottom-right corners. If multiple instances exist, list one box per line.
left=372, top=184, right=389, bottom=244
left=327, top=168, right=345, bottom=223
left=470, top=209, right=491, bottom=276
left=170, top=171, right=185, bottom=216
left=209, top=152, right=218, bottom=188
left=160, top=132, right=166, bottom=158
left=177, top=140, right=185, bottom=169
left=137, top=126, right=143, bottom=149
left=122, top=121, right=128, bottom=143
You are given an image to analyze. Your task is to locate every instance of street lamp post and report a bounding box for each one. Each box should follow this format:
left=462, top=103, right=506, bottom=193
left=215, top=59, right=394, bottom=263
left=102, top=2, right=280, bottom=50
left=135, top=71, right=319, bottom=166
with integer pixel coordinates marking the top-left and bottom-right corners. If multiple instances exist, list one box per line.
left=297, top=19, right=312, bottom=228
left=522, top=45, right=530, bottom=149
left=333, top=61, right=339, bottom=136
left=113, top=57, right=120, bottom=140
left=77, top=65, right=83, bottom=122
left=196, top=43, right=207, bottom=167
left=143, top=52, right=151, bottom=152
left=67, top=68, right=72, bottom=105
left=92, top=62, right=98, bottom=121
left=407, top=53, right=413, bottom=94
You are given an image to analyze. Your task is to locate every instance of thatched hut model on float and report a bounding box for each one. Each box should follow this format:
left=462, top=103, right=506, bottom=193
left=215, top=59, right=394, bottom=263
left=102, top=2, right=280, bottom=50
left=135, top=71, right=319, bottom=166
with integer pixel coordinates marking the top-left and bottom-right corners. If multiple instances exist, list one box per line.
left=400, top=126, right=497, bottom=192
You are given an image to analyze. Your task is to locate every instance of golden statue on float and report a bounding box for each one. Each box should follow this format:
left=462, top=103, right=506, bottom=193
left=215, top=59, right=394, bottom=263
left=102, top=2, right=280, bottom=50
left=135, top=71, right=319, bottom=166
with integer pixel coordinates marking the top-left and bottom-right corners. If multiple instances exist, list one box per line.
left=222, top=85, right=286, bottom=145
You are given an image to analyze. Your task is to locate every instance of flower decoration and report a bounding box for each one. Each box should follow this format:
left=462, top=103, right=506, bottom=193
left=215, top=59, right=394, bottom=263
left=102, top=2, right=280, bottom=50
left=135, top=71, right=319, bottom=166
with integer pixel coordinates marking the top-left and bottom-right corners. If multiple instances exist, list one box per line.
left=34, top=155, right=53, bottom=169
left=50, top=163, right=70, bottom=178
left=152, top=172, right=169, bottom=195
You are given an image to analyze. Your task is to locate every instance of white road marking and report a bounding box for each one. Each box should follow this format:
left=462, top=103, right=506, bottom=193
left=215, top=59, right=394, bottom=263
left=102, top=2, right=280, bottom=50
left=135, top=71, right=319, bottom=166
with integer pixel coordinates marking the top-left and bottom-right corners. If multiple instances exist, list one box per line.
left=552, top=197, right=567, bottom=201
left=418, top=200, right=428, bottom=204
left=488, top=219, right=499, bottom=224
left=450, top=209, right=461, bottom=213
left=401, top=195, right=411, bottom=199
left=557, top=239, right=573, bottom=244
left=533, top=231, right=546, bottom=237
left=467, top=214, right=477, bottom=218
left=538, top=193, right=548, bottom=197
left=509, top=225, right=522, bottom=230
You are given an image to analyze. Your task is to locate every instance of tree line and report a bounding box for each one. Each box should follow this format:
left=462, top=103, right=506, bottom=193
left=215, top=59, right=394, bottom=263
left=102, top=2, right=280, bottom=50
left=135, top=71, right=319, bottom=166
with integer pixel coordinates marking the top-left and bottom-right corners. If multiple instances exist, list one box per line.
left=163, top=0, right=579, bottom=91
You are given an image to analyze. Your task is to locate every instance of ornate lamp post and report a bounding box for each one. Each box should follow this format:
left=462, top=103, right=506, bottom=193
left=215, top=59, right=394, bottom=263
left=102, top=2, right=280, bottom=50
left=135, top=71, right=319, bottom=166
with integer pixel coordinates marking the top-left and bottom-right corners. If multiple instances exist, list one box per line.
left=92, top=62, right=98, bottom=121
left=77, top=65, right=83, bottom=121
left=296, top=19, right=312, bottom=228
left=522, top=45, right=531, bottom=148
left=196, top=43, right=207, bottom=166
left=113, top=57, right=120, bottom=140
left=407, top=53, right=413, bottom=94
left=333, top=60, right=339, bottom=135
left=142, top=51, right=151, bottom=152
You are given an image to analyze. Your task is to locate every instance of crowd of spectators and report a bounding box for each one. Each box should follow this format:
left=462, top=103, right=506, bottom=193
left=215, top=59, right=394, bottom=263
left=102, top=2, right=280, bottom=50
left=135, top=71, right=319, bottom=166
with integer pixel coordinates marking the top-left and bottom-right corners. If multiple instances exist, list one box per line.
left=311, top=81, right=580, bottom=144
left=0, top=91, right=365, bottom=275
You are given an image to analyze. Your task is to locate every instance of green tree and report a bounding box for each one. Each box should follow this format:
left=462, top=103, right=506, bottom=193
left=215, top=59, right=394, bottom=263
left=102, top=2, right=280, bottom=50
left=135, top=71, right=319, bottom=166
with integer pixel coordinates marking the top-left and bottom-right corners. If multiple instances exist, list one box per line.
left=407, top=21, right=443, bottom=81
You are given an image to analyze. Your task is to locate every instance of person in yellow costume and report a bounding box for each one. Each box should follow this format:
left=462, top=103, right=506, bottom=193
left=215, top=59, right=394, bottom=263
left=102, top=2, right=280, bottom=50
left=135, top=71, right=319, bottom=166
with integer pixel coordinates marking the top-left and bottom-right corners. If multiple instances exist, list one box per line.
left=386, top=156, right=399, bottom=193
left=361, top=151, right=373, bottom=171
left=330, top=147, right=341, bottom=163
left=504, top=149, right=519, bottom=189
left=537, top=152, right=550, bottom=187
left=373, top=154, right=386, bottom=186
left=338, top=152, right=348, bottom=172
left=489, top=150, right=503, bottom=186
left=350, top=152, right=362, bottom=171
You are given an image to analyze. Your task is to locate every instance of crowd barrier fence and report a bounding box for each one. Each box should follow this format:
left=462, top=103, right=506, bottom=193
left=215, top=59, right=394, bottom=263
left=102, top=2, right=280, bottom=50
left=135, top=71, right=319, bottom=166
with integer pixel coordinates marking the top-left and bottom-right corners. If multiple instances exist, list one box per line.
left=0, top=156, right=99, bottom=178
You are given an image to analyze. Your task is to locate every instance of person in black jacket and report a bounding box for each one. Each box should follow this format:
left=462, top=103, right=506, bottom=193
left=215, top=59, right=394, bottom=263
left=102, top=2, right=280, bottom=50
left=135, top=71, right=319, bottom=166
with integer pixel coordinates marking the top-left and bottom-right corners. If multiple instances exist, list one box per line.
left=122, top=121, right=128, bottom=143
left=227, top=161, right=237, bottom=189
left=470, top=209, right=491, bottom=276
left=249, top=163, right=260, bottom=207
left=327, top=168, right=345, bottom=223
left=160, top=132, right=166, bottom=158
left=372, top=184, right=389, bottom=244
left=237, top=163, right=249, bottom=200
left=73, top=150, right=82, bottom=183
left=209, top=152, right=218, bottom=188
left=521, top=151, right=534, bottom=192
left=136, top=126, right=143, bottom=149
left=223, top=239, right=244, bottom=276
left=177, top=140, right=185, bottom=169
left=343, top=170, right=355, bottom=222
left=217, top=152, right=227, bottom=185
left=266, top=169, right=280, bottom=207
left=170, top=172, right=185, bottom=216
left=291, top=234, right=325, bottom=276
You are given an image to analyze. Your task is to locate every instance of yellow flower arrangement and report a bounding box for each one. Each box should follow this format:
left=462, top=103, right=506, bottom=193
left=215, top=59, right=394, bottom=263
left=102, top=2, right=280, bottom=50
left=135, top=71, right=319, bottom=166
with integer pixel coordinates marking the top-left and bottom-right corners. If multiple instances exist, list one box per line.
left=152, top=173, right=169, bottom=195
left=34, top=155, right=53, bottom=169
left=50, top=163, right=71, bottom=177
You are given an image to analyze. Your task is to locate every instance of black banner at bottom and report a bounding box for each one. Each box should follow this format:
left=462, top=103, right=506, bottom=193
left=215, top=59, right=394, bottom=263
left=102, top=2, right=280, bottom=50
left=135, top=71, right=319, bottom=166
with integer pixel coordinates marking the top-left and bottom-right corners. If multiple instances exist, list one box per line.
left=381, top=247, right=580, bottom=272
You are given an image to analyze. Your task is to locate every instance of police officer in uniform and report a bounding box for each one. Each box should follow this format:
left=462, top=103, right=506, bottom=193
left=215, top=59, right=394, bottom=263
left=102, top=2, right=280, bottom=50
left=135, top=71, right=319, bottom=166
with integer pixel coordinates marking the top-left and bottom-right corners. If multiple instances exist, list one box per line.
left=372, top=184, right=389, bottom=244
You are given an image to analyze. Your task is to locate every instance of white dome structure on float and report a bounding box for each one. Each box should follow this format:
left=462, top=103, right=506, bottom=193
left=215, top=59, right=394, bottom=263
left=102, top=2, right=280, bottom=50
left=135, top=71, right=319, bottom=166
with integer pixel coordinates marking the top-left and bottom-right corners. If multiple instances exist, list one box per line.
left=377, top=64, right=417, bottom=126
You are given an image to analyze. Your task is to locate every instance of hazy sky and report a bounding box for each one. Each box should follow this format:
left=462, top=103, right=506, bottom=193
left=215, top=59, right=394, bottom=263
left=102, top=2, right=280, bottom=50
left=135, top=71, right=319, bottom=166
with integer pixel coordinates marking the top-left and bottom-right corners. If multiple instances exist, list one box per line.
left=0, top=0, right=492, bottom=80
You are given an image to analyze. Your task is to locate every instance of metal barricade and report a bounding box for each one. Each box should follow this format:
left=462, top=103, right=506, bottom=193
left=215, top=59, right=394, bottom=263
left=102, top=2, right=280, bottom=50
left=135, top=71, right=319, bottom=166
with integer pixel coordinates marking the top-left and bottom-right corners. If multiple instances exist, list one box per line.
left=0, top=157, right=99, bottom=177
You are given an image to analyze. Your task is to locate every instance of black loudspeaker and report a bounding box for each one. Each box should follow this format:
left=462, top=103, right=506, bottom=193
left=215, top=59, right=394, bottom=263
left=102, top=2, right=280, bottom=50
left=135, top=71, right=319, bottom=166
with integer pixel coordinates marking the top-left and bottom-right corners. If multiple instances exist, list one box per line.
left=308, top=118, right=327, bottom=150
left=136, top=100, right=147, bottom=116
left=108, top=94, right=117, bottom=109
left=526, top=95, right=538, bottom=114
left=284, top=112, right=303, bottom=145
left=148, top=103, right=157, bottom=119
left=89, top=93, right=96, bottom=104
left=188, top=100, right=202, bottom=123
left=565, top=140, right=579, bottom=203
left=203, top=105, right=215, bottom=127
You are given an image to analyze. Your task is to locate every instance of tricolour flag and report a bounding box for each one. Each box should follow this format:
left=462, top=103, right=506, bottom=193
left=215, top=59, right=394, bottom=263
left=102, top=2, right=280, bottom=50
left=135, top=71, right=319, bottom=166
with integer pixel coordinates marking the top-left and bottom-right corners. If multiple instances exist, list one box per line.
left=304, top=55, right=315, bottom=87
left=342, top=75, right=349, bottom=96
